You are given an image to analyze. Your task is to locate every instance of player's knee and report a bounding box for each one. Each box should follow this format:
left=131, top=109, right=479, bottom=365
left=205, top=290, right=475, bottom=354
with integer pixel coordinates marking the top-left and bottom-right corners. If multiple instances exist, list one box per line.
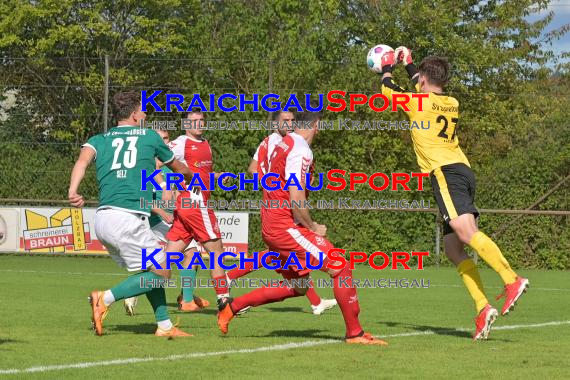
left=293, top=285, right=308, bottom=295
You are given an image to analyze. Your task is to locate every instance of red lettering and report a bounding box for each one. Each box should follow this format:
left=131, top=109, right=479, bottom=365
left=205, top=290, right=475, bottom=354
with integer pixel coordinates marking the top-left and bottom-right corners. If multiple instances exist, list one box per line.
left=391, top=173, right=411, bottom=191
left=391, top=252, right=411, bottom=270
left=326, top=169, right=347, bottom=191
left=412, top=251, right=429, bottom=270
left=368, top=172, right=389, bottom=191
left=326, top=90, right=346, bottom=112
left=349, top=172, right=367, bottom=191
left=392, top=94, right=411, bottom=112
left=368, top=251, right=389, bottom=270
left=349, top=93, right=367, bottom=112
left=412, top=93, right=429, bottom=111
left=349, top=251, right=368, bottom=270
left=368, top=93, right=389, bottom=112
left=326, top=248, right=347, bottom=270
left=412, top=172, right=429, bottom=191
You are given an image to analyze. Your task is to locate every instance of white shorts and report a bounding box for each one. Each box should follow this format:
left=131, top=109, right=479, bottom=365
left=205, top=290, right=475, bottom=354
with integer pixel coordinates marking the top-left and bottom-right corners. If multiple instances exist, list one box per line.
left=151, top=220, right=199, bottom=251
left=95, top=208, right=165, bottom=272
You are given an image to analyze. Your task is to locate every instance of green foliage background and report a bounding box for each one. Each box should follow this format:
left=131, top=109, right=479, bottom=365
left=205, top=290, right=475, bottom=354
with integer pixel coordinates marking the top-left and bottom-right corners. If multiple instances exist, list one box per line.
left=0, top=0, right=568, bottom=268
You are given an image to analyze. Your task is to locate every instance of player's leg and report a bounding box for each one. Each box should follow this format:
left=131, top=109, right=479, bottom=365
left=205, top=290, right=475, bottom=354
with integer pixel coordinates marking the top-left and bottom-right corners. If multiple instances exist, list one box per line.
left=217, top=266, right=307, bottom=334
left=444, top=229, right=497, bottom=340
left=305, top=278, right=337, bottom=315
left=226, top=249, right=270, bottom=281
left=91, top=210, right=190, bottom=337
left=434, top=164, right=529, bottom=315
left=123, top=219, right=170, bottom=317
left=178, top=241, right=210, bottom=311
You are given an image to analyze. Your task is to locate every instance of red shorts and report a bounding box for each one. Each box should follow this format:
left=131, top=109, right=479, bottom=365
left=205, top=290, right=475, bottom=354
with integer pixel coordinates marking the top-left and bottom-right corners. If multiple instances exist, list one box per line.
left=262, top=223, right=334, bottom=277
left=166, top=191, right=221, bottom=244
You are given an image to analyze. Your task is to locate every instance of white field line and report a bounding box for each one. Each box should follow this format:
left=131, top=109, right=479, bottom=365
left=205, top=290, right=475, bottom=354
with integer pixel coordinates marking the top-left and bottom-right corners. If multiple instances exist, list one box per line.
left=2, top=269, right=569, bottom=292
left=0, top=320, right=569, bottom=375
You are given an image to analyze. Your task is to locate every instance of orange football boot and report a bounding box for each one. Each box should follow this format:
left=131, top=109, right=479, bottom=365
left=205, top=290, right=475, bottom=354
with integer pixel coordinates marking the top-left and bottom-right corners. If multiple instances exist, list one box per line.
left=217, top=303, right=235, bottom=334
left=88, top=290, right=108, bottom=336
left=155, top=326, right=193, bottom=338
left=345, top=332, right=389, bottom=346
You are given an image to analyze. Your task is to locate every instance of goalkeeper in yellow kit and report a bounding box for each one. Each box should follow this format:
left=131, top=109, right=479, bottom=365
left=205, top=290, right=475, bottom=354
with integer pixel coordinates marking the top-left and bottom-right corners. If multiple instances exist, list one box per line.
left=379, top=47, right=529, bottom=340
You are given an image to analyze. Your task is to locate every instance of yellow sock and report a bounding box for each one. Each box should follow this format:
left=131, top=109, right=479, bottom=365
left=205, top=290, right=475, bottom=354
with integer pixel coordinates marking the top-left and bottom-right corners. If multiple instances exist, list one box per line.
left=457, top=259, right=488, bottom=313
left=469, top=231, right=517, bottom=285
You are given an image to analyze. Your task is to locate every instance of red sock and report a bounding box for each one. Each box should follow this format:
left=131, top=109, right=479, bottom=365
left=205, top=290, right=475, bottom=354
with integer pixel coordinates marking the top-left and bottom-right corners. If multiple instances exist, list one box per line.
left=212, top=275, right=229, bottom=297
left=227, top=250, right=270, bottom=280
left=333, top=266, right=363, bottom=338
left=231, top=281, right=301, bottom=312
left=305, top=280, right=321, bottom=306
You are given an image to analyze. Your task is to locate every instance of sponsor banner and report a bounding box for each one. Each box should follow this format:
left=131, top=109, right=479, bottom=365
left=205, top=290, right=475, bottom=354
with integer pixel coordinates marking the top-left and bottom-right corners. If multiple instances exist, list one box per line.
left=19, top=207, right=104, bottom=254
left=1, top=206, right=249, bottom=255
left=0, top=208, right=20, bottom=252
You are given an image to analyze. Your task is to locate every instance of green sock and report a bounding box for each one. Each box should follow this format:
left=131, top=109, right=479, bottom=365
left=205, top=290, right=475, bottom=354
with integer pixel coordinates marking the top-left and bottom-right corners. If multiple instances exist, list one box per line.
left=180, top=268, right=197, bottom=302
left=145, top=287, right=170, bottom=322
left=110, top=271, right=165, bottom=301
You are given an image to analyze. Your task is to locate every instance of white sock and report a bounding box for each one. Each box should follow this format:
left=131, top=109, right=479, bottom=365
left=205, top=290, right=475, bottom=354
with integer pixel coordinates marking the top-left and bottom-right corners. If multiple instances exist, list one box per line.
left=217, top=293, right=230, bottom=299
left=103, top=290, right=115, bottom=306
left=157, top=319, right=173, bottom=331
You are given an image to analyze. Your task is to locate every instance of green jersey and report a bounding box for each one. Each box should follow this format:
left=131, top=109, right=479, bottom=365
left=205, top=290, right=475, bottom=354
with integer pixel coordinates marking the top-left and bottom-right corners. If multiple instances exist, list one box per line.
left=83, top=126, right=174, bottom=215
left=149, top=165, right=174, bottom=227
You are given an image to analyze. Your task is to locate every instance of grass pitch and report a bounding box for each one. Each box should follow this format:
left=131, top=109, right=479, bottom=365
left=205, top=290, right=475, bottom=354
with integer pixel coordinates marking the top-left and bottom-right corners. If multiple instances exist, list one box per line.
left=0, top=255, right=569, bottom=379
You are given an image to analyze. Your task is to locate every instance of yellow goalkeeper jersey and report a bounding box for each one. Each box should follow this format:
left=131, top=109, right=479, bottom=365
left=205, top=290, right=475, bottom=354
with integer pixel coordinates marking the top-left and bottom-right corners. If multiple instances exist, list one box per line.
left=382, top=80, right=470, bottom=173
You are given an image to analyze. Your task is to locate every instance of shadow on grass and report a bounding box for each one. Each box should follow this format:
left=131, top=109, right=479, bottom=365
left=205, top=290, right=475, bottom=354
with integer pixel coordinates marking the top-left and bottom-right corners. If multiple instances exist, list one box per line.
left=255, top=329, right=339, bottom=340
left=108, top=323, right=157, bottom=335
left=382, top=321, right=512, bottom=342
left=265, top=306, right=305, bottom=313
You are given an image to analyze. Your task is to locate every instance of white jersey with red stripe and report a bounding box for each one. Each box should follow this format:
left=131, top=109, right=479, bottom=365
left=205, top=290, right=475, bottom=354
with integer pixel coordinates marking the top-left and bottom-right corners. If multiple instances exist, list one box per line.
left=261, top=132, right=313, bottom=233
left=253, top=132, right=282, bottom=176
left=168, top=135, right=213, bottom=199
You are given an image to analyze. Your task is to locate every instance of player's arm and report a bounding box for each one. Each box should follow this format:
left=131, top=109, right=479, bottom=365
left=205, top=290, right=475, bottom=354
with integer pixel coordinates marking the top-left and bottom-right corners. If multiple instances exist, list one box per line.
left=68, top=146, right=96, bottom=207
left=151, top=207, right=173, bottom=225
left=380, top=47, right=420, bottom=111
left=247, top=159, right=258, bottom=176
left=286, top=148, right=326, bottom=236
left=165, top=159, right=194, bottom=185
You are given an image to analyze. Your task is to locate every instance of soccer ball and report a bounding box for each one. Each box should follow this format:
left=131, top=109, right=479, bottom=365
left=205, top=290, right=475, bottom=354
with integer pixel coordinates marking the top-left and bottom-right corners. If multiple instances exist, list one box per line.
left=367, top=44, right=394, bottom=73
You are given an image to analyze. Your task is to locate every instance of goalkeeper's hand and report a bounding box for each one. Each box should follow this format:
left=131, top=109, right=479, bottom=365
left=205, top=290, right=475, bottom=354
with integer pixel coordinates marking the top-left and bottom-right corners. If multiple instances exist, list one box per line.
left=380, top=50, right=396, bottom=74
left=395, top=46, right=413, bottom=65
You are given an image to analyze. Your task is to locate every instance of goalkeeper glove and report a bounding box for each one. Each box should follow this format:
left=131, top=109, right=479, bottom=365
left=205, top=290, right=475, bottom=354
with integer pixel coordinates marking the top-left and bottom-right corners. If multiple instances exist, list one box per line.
left=395, top=46, right=413, bottom=65
left=380, top=50, right=396, bottom=74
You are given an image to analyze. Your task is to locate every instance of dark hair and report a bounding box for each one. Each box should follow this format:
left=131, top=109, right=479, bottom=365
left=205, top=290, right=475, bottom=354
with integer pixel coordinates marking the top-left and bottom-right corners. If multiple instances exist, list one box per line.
left=186, top=107, right=204, bottom=118
left=270, top=110, right=295, bottom=121
left=112, top=91, right=141, bottom=120
left=296, top=109, right=322, bottom=126
left=418, top=56, right=450, bottom=87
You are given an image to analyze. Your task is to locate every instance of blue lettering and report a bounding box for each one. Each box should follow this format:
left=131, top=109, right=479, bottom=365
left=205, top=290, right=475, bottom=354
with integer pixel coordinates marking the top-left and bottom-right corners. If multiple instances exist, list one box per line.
left=239, top=94, right=259, bottom=112
left=261, top=173, right=280, bottom=191
left=185, top=94, right=207, bottom=112
left=141, top=90, right=163, bottom=112
left=261, top=94, right=281, bottom=112
left=166, top=251, right=184, bottom=269
left=282, top=252, right=302, bottom=270
left=283, top=94, right=303, bottom=112
left=283, top=173, right=302, bottom=191
left=166, top=173, right=185, bottom=190
left=261, top=251, right=281, bottom=270
left=141, top=169, right=162, bottom=190
left=305, top=94, right=324, bottom=111
left=166, top=94, right=184, bottom=112
left=218, top=94, right=237, bottom=112
left=219, top=251, right=237, bottom=270
left=141, top=248, right=162, bottom=270
left=238, top=173, right=259, bottom=191
left=218, top=172, right=237, bottom=191
left=305, top=172, right=323, bottom=191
